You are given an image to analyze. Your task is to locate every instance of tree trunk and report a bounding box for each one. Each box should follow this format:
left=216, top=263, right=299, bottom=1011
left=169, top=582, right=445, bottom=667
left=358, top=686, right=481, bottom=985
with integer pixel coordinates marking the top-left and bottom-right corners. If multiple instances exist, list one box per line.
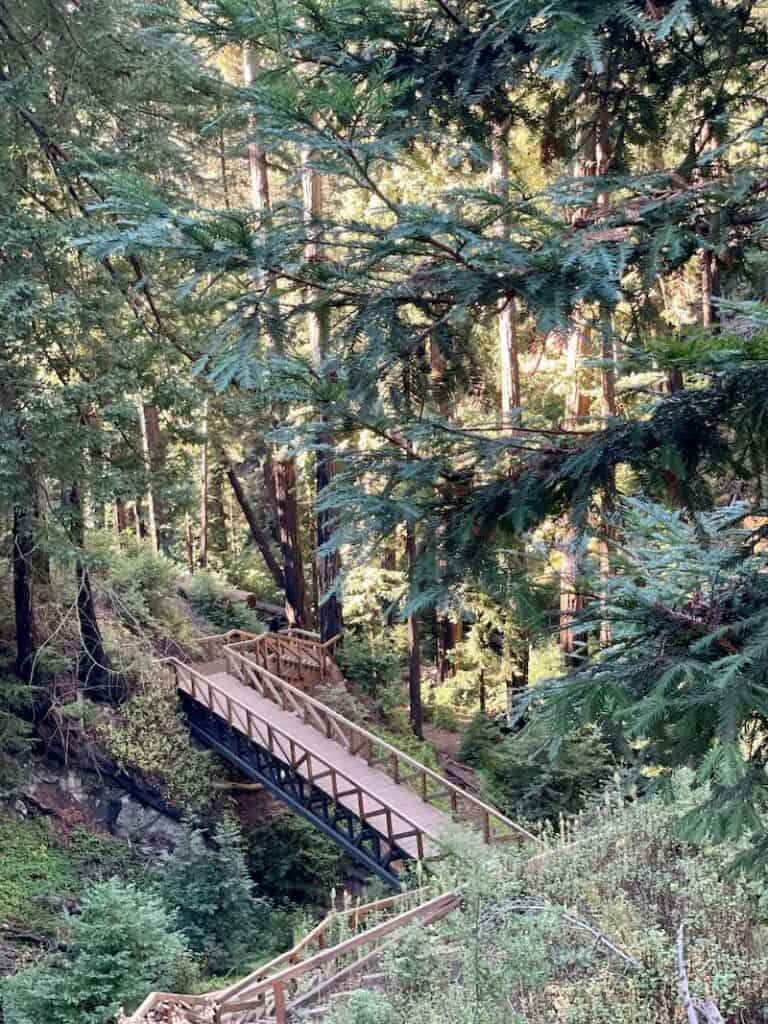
left=115, top=499, right=128, bottom=534
left=506, top=639, right=529, bottom=723
left=133, top=496, right=147, bottom=541
left=13, top=505, right=37, bottom=682
left=302, top=151, right=343, bottom=643
left=273, top=457, right=311, bottom=627
left=244, top=44, right=311, bottom=629
left=199, top=401, right=209, bottom=569
left=137, top=401, right=163, bottom=553
left=68, top=482, right=121, bottom=702
left=185, top=513, right=195, bottom=574
left=406, top=519, right=422, bottom=740
left=224, top=461, right=286, bottom=594
left=491, top=126, right=522, bottom=428
left=209, top=464, right=230, bottom=555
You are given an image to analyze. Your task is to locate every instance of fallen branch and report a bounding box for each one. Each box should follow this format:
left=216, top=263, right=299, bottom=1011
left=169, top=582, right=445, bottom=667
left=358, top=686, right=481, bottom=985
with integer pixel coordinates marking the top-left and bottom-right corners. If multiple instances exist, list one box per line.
left=677, top=923, right=724, bottom=1024
left=485, top=899, right=641, bottom=970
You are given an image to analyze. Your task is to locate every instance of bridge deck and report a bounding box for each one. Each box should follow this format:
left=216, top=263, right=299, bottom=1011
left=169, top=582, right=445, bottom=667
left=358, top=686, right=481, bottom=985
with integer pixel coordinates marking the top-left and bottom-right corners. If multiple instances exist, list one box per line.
left=193, top=660, right=451, bottom=860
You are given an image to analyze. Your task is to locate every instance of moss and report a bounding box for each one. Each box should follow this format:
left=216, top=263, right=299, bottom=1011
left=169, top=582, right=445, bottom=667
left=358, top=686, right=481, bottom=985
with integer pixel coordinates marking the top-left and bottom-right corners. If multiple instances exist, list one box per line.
left=0, top=817, right=77, bottom=934
left=0, top=816, right=146, bottom=938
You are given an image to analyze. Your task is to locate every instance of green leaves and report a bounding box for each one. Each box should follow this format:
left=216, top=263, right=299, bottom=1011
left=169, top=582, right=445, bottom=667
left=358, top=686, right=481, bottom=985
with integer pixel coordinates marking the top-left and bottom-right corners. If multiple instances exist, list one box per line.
left=532, top=499, right=768, bottom=864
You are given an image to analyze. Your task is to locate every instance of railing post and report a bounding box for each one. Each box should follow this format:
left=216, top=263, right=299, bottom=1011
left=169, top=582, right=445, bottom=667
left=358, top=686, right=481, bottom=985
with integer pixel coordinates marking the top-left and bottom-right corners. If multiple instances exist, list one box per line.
left=273, top=981, right=287, bottom=1024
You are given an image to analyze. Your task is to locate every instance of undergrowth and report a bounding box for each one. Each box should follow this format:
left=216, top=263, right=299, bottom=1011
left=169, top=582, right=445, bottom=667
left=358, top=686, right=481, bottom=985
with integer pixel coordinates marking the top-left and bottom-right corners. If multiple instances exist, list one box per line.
left=98, top=679, right=227, bottom=814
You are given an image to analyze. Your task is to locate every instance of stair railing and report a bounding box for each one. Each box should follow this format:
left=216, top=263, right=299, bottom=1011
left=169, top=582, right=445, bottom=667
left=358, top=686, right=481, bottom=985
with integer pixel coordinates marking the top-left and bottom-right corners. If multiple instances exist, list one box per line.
left=124, top=889, right=455, bottom=1024
left=215, top=891, right=461, bottom=1022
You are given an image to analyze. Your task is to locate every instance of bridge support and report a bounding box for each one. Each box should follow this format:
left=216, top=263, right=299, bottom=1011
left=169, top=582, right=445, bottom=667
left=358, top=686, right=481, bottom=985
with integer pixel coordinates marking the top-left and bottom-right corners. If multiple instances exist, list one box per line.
left=180, top=694, right=408, bottom=889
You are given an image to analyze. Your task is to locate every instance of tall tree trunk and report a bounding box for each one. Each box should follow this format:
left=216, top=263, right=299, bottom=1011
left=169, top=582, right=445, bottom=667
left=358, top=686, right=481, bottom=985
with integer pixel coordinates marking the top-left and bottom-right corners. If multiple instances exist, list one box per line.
left=491, top=126, right=522, bottom=428
left=302, top=151, right=343, bottom=643
left=224, top=461, right=286, bottom=594
left=137, top=401, right=163, bottom=553
left=558, top=108, right=598, bottom=666
left=13, top=505, right=37, bottom=682
left=185, top=513, right=195, bottom=574
left=115, top=499, right=128, bottom=535
left=68, top=482, right=121, bottom=702
left=199, top=400, right=209, bottom=569
left=134, top=496, right=147, bottom=541
left=273, top=458, right=311, bottom=626
left=406, top=518, right=422, bottom=740
left=243, top=44, right=310, bottom=628
left=209, top=464, right=230, bottom=554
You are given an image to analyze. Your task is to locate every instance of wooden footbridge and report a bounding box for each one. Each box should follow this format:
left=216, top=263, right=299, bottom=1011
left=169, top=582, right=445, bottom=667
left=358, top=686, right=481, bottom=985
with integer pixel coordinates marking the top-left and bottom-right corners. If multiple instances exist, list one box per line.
left=128, top=630, right=538, bottom=1023
left=167, top=629, right=536, bottom=886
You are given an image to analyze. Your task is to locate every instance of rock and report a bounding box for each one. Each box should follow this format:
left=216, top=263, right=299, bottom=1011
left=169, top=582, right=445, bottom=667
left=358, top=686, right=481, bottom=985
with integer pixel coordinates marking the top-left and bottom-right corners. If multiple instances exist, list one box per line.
left=15, top=757, right=186, bottom=856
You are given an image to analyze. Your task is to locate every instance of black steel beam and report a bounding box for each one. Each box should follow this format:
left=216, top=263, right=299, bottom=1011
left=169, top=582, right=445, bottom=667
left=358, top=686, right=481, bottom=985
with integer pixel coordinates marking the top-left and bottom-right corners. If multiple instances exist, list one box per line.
left=180, top=694, right=408, bottom=889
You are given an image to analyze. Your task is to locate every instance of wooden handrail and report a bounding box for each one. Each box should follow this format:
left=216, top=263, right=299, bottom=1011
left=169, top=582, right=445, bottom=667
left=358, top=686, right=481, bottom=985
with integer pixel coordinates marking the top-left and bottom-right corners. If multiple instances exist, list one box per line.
left=217, top=892, right=461, bottom=1020
left=172, top=660, right=433, bottom=859
left=215, top=888, right=428, bottom=1003
left=124, top=889, right=452, bottom=1023
left=223, top=646, right=538, bottom=846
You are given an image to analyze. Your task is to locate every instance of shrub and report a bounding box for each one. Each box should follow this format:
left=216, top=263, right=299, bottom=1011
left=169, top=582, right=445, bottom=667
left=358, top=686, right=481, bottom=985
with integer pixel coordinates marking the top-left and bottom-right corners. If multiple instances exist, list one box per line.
left=458, top=712, right=503, bottom=768
left=158, top=819, right=273, bottom=973
left=337, top=634, right=406, bottom=715
left=100, top=682, right=225, bottom=813
left=246, top=813, right=342, bottom=906
left=479, top=716, right=616, bottom=824
left=0, top=670, right=34, bottom=794
left=2, top=879, right=194, bottom=1024
left=336, top=990, right=397, bottom=1024
left=186, top=570, right=265, bottom=634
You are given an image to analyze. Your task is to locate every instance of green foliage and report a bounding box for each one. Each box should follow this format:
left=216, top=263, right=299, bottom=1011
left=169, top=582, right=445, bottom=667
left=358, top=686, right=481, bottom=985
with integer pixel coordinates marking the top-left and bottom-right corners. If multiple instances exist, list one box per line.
left=0, top=669, right=35, bottom=793
left=530, top=500, right=768, bottom=861
left=158, top=818, right=275, bottom=973
left=0, top=816, right=77, bottom=935
left=458, top=712, right=502, bottom=768
left=337, top=633, right=406, bottom=715
left=2, top=880, right=195, bottom=1024
left=477, top=716, right=616, bottom=825
left=186, top=571, right=266, bottom=635
left=246, top=813, right=342, bottom=906
left=100, top=683, right=225, bottom=813
left=333, top=990, right=397, bottom=1024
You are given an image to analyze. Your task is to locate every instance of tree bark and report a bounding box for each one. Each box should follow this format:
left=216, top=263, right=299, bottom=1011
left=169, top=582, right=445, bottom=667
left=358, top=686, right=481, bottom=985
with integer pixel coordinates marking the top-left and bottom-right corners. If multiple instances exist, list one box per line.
left=199, top=400, right=209, bottom=568
left=13, top=505, right=37, bottom=682
left=68, top=482, right=121, bottom=703
left=137, top=401, right=163, bottom=553
left=115, top=499, right=128, bottom=535
left=491, top=126, right=522, bottom=428
left=224, top=460, right=286, bottom=593
left=406, top=519, right=423, bottom=740
left=273, top=457, right=311, bottom=627
left=244, top=44, right=310, bottom=629
left=302, top=150, right=343, bottom=643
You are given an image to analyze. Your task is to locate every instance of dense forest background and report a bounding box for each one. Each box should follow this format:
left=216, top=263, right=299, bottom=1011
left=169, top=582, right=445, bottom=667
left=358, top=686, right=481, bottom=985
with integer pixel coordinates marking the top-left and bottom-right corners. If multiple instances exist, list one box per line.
left=3, top=1, right=768, bottom=1022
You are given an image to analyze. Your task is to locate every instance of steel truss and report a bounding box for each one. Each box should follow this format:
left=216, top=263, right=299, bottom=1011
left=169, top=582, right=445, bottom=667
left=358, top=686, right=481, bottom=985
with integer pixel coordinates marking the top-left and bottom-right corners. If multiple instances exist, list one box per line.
left=180, top=694, right=408, bottom=889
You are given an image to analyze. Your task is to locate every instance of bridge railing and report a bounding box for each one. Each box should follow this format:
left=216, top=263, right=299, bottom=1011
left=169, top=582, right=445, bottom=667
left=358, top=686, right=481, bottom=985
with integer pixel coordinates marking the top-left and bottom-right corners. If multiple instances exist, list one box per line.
left=171, top=659, right=434, bottom=859
left=124, top=889, right=457, bottom=1024
left=228, top=630, right=341, bottom=685
left=192, top=629, right=262, bottom=662
left=223, top=646, right=538, bottom=847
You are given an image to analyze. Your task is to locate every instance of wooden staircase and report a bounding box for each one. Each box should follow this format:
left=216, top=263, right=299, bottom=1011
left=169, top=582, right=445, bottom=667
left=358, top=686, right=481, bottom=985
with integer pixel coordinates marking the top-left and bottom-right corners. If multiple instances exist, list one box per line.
left=125, top=890, right=461, bottom=1023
